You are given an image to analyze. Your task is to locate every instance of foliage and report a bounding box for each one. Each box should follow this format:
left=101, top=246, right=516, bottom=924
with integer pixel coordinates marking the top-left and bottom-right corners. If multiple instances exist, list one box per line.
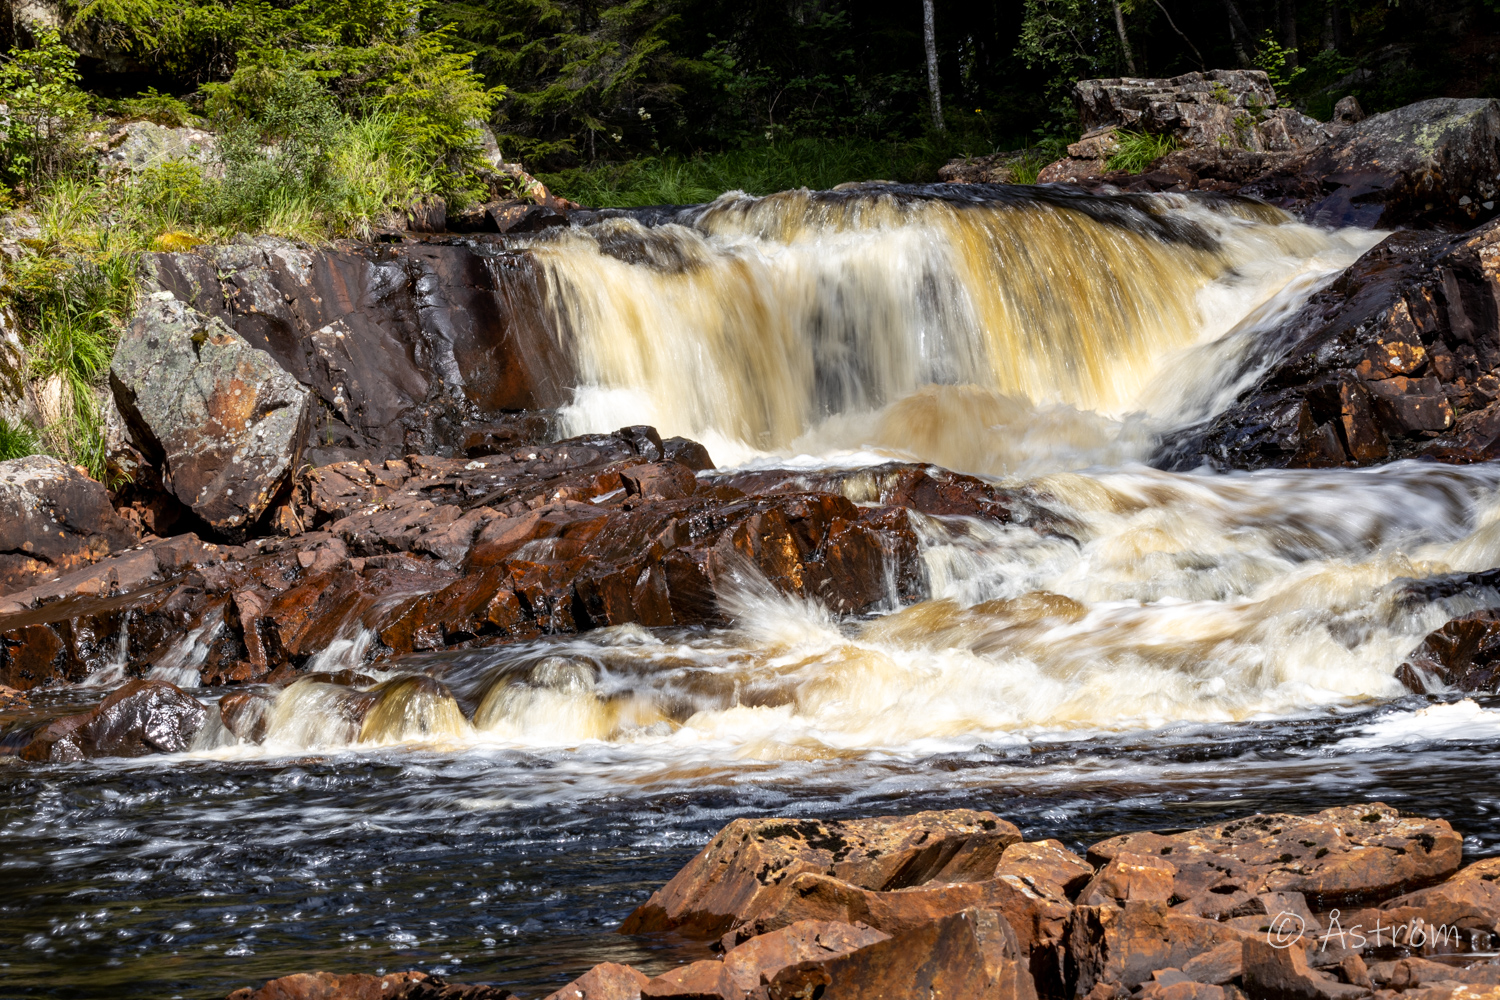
left=0, top=417, right=39, bottom=461
left=118, top=87, right=201, bottom=126
left=1104, top=130, right=1178, bottom=172
left=539, top=136, right=964, bottom=206
left=0, top=28, right=93, bottom=185
left=1253, top=30, right=1304, bottom=93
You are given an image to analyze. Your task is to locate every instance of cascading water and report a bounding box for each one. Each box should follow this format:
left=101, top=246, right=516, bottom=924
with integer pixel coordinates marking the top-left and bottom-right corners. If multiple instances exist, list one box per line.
left=9, top=185, right=1500, bottom=999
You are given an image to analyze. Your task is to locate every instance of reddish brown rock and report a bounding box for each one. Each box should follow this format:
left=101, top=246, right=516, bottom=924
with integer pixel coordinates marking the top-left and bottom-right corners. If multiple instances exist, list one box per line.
left=1068, top=902, right=1248, bottom=995
left=642, top=920, right=889, bottom=999
left=1398, top=610, right=1500, bottom=693
left=619, top=810, right=1020, bottom=939
left=541, top=963, right=650, bottom=1000
left=0, top=455, right=138, bottom=595
left=1079, top=852, right=1178, bottom=907
left=224, top=971, right=516, bottom=1000
left=997, top=839, right=1096, bottom=899
left=1086, top=803, right=1462, bottom=908
left=19, top=679, right=207, bottom=762
left=1241, top=937, right=1367, bottom=1000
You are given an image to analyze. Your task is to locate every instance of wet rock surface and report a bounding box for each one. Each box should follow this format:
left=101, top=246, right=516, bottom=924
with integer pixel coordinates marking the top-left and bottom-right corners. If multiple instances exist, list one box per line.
left=223, top=803, right=1500, bottom=1000
left=1158, top=216, right=1500, bottom=471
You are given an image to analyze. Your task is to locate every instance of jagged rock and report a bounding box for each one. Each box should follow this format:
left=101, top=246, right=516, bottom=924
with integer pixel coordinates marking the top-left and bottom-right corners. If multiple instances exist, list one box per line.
left=997, top=840, right=1096, bottom=899
left=640, top=920, right=889, bottom=999
left=618, top=810, right=1020, bottom=938
left=0, top=455, right=137, bottom=593
left=111, top=298, right=314, bottom=536
left=938, top=149, right=1046, bottom=184
left=541, top=963, right=650, bottom=1000
left=139, top=238, right=575, bottom=465
left=1241, top=937, right=1367, bottom=999
left=1067, top=901, right=1248, bottom=995
left=18, top=678, right=206, bottom=761
left=1249, top=97, right=1500, bottom=230
left=98, top=121, right=218, bottom=174
left=1397, top=609, right=1500, bottom=693
left=1086, top=803, right=1462, bottom=909
left=1158, top=216, right=1500, bottom=471
left=1079, top=852, right=1178, bottom=907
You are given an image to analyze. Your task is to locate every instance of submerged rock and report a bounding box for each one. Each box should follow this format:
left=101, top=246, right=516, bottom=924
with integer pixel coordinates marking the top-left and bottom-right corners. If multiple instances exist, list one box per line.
left=112, top=298, right=313, bottom=536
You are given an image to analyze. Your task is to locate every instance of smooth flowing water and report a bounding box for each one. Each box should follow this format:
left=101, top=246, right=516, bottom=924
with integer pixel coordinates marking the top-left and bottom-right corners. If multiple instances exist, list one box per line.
left=4, top=186, right=1497, bottom=999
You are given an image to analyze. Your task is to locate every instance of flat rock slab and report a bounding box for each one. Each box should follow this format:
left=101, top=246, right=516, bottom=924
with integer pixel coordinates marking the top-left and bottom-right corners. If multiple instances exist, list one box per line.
left=1087, top=803, right=1462, bottom=908
left=619, top=809, right=1021, bottom=938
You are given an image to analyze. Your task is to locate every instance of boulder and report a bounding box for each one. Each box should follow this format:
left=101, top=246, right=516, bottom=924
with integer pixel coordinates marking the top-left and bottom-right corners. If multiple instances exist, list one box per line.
left=1086, top=803, right=1462, bottom=908
left=1241, top=937, right=1367, bottom=1000
left=1398, top=609, right=1500, bottom=693
left=0, top=455, right=137, bottom=594
left=111, top=298, right=314, bottom=537
left=997, top=839, right=1096, bottom=899
left=224, top=971, right=516, bottom=1000
left=18, top=678, right=207, bottom=762
left=1250, top=97, right=1500, bottom=230
left=618, top=810, right=1021, bottom=938
left=1067, top=901, right=1248, bottom=995
left=640, top=920, right=889, bottom=999
left=139, top=238, right=575, bottom=465
left=1158, top=216, right=1500, bottom=471
left=541, top=963, right=650, bottom=1000
left=98, top=121, right=218, bottom=175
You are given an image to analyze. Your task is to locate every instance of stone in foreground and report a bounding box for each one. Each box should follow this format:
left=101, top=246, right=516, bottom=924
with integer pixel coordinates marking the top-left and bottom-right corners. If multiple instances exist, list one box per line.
left=0, top=455, right=137, bottom=593
left=618, top=809, right=1020, bottom=938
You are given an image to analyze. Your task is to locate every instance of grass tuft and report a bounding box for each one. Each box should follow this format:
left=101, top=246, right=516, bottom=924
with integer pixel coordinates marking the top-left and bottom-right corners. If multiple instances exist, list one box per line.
left=0, top=416, right=38, bottom=462
left=1105, top=131, right=1181, bottom=174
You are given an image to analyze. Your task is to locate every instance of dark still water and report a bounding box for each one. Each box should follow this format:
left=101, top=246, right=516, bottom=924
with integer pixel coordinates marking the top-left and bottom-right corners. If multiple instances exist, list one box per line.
left=5, top=691, right=1500, bottom=999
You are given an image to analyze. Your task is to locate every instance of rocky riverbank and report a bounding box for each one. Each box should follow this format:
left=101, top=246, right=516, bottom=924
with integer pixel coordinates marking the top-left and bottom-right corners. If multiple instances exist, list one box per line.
left=222, top=802, right=1500, bottom=1000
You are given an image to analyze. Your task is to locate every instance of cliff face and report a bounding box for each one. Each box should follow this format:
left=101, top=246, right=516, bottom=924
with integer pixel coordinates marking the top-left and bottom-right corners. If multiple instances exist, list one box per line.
left=140, top=238, right=575, bottom=466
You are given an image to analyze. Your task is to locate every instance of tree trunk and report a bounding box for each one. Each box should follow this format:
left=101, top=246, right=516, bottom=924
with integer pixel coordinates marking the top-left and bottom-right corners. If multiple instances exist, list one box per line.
left=1220, top=0, right=1255, bottom=67
left=1323, top=0, right=1337, bottom=51
left=1280, top=0, right=1298, bottom=68
left=922, top=0, right=944, bottom=131
left=1112, top=1, right=1138, bottom=75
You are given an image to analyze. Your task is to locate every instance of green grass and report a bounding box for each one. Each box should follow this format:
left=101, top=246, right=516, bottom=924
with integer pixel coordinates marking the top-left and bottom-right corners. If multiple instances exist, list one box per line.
left=1105, top=131, right=1181, bottom=174
left=539, top=136, right=985, bottom=207
left=0, top=416, right=38, bottom=461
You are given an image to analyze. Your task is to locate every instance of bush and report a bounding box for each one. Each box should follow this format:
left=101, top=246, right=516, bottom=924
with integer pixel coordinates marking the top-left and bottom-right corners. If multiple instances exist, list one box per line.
left=1105, top=131, right=1179, bottom=174
left=117, top=86, right=201, bottom=126
left=0, top=27, right=93, bottom=185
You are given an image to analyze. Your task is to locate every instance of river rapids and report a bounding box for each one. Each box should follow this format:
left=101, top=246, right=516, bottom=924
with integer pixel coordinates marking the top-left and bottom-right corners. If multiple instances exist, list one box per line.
left=6, top=186, right=1500, bottom=998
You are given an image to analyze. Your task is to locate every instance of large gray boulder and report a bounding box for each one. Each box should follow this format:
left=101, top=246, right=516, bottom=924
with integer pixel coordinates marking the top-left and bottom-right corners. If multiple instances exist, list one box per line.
left=0, top=455, right=137, bottom=593
left=1251, top=97, right=1500, bottom=229
left=111, top=296, right=313, bottom=537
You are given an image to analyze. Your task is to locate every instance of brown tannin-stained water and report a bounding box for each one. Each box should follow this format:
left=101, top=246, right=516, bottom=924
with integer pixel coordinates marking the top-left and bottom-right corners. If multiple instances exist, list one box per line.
left=10, top=186, right=1500, bottom=999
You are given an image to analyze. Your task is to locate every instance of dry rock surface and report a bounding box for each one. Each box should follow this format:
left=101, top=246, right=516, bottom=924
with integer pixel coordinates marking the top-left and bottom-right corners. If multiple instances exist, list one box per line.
left=224, top=803, right=1500, bottom=1000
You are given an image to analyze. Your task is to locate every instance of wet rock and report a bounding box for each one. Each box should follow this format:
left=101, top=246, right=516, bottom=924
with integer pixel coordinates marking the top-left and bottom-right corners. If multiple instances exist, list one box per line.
left=1397, top=610, right=1500, bottom=693
left=1159, top=217, right=1500, bottom=471
left=219, top=690, right=274, bottom=742
left=618, top=809, right=1020, bottom=938
left=1250, top=98, right=1500, bottom=231
left=1086, top=803, right=1462, bottom=908
left=0, top=683, right=26, bottom=708
left=141, top=238, right=574, bottom=465
left=112, top=298, right=314, bottom=536
left=19, top=679, right=207, bottom=762
left=541, top=963, right=650, bottom=1000
left=0, top=455, right=137, bottom=594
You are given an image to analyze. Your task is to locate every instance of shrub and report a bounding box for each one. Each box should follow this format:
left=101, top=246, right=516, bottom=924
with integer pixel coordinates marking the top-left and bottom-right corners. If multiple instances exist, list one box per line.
left=0, top=27, right=93, bottom=185
left=1105, top=131, right=1179, bottom=174
left=118, top=87, right=201, bottom=126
